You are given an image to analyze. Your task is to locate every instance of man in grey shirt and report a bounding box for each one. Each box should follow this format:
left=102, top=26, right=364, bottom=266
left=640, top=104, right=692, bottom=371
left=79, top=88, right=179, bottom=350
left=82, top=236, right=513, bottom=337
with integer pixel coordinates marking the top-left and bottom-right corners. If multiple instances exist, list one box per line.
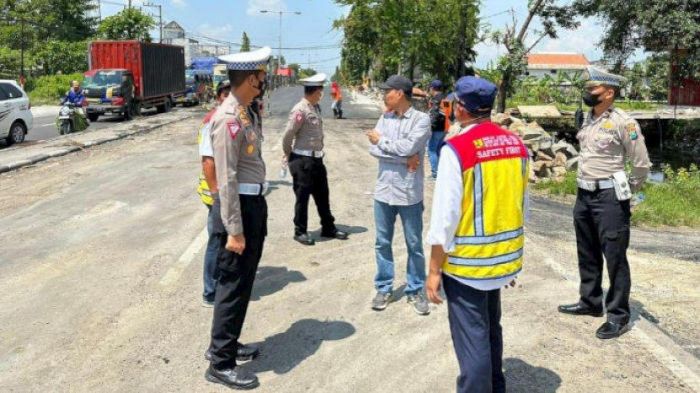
left=366, top=75, right=432, bottom=315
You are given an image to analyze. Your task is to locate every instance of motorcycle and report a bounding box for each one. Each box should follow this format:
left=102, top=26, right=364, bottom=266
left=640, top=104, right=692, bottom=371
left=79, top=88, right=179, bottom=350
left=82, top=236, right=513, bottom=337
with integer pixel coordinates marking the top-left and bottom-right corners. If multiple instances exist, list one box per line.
left=56, top=102, right=89, bottom=135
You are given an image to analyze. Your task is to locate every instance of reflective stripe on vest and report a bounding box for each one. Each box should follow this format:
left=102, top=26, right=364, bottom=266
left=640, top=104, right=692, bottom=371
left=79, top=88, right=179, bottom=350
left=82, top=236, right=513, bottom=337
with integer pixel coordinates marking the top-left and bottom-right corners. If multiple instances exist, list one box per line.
left=197, top=173, right=214, bottom=206
left=443, top=122, right=529, bottom=281
left=196, top=111, right=217, bottom=206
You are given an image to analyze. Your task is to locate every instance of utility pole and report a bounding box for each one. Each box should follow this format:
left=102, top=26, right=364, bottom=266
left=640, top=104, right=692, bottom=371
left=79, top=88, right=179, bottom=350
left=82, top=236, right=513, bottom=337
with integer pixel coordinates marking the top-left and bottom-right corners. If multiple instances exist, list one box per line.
left=20, top=14, right=25, bottom=82
left=259, top=9, right=301, bottom=72
left=143, top=2, right=163, bottom=43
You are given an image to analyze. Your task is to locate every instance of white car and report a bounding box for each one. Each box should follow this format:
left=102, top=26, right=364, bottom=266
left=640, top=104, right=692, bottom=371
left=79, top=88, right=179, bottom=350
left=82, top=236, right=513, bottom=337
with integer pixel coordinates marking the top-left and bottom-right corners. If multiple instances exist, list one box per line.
left=0, top=80, right=33, bottom=145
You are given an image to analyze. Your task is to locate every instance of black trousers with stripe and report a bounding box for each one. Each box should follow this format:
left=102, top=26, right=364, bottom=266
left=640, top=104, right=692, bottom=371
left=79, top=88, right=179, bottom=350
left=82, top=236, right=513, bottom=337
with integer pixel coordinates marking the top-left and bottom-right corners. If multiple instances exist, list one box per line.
left=573, top=187, right=631, bottom=323
left=288, top=153, right=336, bottom=236
left=209, top=195, right=267, bottom=369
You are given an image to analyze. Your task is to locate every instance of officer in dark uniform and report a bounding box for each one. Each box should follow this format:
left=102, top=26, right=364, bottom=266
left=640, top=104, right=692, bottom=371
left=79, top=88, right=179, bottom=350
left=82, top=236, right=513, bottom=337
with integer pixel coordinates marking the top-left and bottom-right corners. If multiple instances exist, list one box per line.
left=558, top=66, right=651, bottom=339
left=282, top=73, right=349, bottom=246
left=204, top=46, right=272, bottom=390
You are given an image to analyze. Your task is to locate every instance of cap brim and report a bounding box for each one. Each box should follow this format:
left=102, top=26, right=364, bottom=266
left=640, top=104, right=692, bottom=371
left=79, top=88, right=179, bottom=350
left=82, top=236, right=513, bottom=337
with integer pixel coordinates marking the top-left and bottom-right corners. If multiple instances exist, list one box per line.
left=378, top=83, right=392, bottom=90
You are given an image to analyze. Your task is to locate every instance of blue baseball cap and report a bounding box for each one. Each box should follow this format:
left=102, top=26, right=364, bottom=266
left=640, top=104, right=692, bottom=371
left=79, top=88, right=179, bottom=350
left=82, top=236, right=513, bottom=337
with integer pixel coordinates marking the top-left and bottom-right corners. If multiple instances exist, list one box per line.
left=454, top=76, right=497, bottom=115
left=429, top=79, right=443, bottom=90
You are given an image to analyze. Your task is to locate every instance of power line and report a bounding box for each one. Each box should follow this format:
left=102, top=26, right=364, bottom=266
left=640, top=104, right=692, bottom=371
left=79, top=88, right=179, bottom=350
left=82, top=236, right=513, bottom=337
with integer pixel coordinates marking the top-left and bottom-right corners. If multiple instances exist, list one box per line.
left=479, top=9, right=512, bottom=20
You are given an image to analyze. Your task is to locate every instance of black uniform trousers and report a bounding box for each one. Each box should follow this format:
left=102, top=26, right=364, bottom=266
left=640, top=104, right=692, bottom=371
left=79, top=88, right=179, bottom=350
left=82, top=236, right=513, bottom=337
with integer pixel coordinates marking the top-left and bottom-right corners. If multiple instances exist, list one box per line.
left=573, top=187, right=631, bottom=323
left=209, top=195, right=267, bottom=369
left=288, top=153, right=336, bottom=236
left=443, top=274, right=505, bottom=393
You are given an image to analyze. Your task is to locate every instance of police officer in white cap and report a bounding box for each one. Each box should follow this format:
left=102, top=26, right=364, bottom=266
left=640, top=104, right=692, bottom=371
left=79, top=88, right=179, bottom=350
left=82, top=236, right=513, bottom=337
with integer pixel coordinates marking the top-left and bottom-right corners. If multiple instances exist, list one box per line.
left=558, top=66, right=651, bottom=340
left=203, top=46, right=272, bottom=390
left=282, top=73, right=349, bottom=246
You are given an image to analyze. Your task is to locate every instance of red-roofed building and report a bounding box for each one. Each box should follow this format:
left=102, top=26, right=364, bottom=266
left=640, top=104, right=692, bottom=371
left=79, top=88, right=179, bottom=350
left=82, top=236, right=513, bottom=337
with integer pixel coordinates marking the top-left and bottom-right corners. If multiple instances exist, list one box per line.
left=276, top=67, right=294, bottom=78
left=525, top=52, right=590, bottom=80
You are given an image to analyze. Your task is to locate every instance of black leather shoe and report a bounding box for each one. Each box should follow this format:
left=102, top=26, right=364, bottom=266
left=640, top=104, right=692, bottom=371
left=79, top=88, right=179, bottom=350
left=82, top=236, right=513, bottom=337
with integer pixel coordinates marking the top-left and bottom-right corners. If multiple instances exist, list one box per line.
left=236, top=343, right=259, bottom=361
left=596, top=321, right=630, bottom=339
left=205, top=343, right=259, bottom=362
left=321, top=230, right=349, bottom=240
left=557, top=303, right=604, bottom=317
left=294, top=233, right=315, bottom=246
left=205, top=365, right=259, bottom=390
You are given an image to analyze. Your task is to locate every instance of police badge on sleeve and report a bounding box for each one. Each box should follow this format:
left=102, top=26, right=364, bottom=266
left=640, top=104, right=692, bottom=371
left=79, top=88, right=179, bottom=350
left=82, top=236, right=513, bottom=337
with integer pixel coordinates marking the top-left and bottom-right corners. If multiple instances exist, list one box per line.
left=625, top=122, right=639, bottom=140
left=227, top=121, right=240, bottom=140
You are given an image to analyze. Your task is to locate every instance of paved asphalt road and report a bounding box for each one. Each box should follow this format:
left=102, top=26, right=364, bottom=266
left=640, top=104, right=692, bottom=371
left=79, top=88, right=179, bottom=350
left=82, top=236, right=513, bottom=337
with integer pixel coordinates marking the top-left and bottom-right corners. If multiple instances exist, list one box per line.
left=0, top=87, right=697, bottom=392
left=0, top=105, right=185, bottom=149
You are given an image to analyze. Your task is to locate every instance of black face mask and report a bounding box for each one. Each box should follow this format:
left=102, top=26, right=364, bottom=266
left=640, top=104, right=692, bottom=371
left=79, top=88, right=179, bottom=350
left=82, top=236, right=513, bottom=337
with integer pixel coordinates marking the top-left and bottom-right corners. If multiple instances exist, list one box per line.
left=582, top=91, right=602, bottom=107
left=253, top=78, right=266, bottom=98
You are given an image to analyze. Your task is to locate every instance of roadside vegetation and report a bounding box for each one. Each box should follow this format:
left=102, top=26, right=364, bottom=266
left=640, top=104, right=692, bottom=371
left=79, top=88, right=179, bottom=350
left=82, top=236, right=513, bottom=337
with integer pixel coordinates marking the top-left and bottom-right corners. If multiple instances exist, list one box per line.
left=632, top=165, right=700, bottom=228
left=535, top=165, right=700, bottom=228
left=25, top=74, right=84, bottom=105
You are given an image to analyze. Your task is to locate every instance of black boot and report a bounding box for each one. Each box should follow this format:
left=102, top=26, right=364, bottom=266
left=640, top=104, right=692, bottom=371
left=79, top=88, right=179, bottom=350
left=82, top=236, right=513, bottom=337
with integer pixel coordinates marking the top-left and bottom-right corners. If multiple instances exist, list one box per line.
left=333, top=108, right=338, bottom=118
left=205, top=365, right=259, bottom=390
left=294, top=233, right=315, bottom=246
left=321, top=229, right=349, bottom=240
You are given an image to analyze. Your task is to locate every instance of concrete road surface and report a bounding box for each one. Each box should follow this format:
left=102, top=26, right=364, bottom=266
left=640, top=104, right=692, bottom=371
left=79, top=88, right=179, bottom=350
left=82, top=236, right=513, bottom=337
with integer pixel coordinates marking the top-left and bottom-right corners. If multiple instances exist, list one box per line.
left=0, top=87, right=698, bottom=392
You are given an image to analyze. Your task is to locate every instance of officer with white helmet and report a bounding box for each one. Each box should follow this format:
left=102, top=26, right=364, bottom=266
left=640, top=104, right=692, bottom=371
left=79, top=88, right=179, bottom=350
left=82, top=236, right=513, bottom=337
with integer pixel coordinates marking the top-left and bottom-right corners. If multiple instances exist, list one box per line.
left=282, top=73, right=349, bottom=246
left=204, top=46, right=271, bottom=390
left=558, top=66, right=651, bottom=340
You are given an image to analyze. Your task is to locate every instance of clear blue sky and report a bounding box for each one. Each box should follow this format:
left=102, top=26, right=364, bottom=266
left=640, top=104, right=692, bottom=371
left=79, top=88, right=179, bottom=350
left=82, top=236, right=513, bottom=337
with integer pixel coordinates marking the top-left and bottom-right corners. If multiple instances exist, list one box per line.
left=99, top=0, right=644, bottom=76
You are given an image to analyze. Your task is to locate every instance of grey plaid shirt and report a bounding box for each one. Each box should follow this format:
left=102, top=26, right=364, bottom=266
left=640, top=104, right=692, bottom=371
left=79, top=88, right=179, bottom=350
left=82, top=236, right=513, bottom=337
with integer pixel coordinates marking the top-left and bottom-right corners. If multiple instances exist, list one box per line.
left=369, top=107, right=431, bottom=206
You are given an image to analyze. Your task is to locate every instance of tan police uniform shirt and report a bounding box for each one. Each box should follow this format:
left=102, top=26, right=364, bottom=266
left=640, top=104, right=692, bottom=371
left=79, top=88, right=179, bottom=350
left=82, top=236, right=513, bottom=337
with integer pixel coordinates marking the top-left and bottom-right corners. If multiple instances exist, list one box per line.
left=577, top=106, right=651, bottom=190
left=282, top=98, right=324, bottom=157
left=210, top=93, right=266, bottom=235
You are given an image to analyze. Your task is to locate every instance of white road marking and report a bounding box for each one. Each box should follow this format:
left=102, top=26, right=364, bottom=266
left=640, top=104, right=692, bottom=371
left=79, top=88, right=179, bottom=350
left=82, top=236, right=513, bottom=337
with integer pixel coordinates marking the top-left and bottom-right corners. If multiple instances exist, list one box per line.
left=159, top=227, right=208, bottom=287
left=542, top=255, right=700, bottom=391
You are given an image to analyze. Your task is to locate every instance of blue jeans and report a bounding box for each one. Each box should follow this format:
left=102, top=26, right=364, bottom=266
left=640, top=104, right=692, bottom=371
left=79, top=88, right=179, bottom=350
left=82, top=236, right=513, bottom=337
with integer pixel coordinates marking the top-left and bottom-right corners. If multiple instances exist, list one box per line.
left=374, top=200, right=426, bottom=295
left=204, top=203, right=223, bottom=301
left=428, top=131, right=445, bottom=178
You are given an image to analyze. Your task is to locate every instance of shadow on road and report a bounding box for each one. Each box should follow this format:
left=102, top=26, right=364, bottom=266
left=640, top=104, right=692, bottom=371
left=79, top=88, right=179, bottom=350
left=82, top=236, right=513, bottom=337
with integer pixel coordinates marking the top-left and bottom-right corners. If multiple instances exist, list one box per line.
left=251, top=266, right=306, bottom=301
left=309, top=225, right=369, bottom=243
left=247, top=319, right=356, bottom=375
left=504, top=357, right=562, bottom=393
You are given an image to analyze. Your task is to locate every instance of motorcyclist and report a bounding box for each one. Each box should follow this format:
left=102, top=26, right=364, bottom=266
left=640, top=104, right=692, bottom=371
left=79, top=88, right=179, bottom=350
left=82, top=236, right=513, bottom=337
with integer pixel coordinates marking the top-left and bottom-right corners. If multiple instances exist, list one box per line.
left=62, top=80, right=86, bottom=107
left=60, top=80, right=89, bottom=129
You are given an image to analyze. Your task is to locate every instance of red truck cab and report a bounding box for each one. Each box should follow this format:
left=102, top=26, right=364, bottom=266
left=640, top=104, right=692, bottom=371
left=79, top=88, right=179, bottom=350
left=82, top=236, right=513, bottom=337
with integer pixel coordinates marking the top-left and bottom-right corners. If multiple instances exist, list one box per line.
left=84, top=40, right=186, bottom=121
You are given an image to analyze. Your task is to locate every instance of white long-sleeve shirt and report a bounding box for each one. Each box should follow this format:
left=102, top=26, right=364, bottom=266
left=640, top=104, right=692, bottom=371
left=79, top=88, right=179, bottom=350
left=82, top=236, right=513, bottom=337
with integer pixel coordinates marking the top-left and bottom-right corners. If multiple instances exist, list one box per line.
left=427, top=125, right=525, bottom=291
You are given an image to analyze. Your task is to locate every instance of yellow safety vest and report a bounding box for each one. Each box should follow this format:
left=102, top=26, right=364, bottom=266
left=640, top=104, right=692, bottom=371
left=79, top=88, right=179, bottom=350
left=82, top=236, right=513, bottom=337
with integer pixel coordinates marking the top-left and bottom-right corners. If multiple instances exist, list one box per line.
left=196, top=113, right=216, bottom=206
left=443, top=122, right=529, bottom=281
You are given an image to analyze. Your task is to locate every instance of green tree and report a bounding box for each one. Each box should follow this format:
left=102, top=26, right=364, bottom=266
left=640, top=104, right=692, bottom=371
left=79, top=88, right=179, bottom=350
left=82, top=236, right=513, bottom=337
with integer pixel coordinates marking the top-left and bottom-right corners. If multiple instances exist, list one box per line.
left=334, top=0, right=479, bottom=86
left=488, top=0, right=579, bottom=113
left=645, top=54, right=670, bottom=101
left=331, top=65, right=341, bottom=82
left=240, top=32, right=251, bottom=52
left=0, top=0, right=97, bottom=77
left=98, top=8, right=155, bottom=41
left=33, top=40, right=88, bottom=75
left=298, top=67, right=317, bottom=79
left=287, top=63, right=301, bottom=77
left=574, top=0, right=698, bottom=100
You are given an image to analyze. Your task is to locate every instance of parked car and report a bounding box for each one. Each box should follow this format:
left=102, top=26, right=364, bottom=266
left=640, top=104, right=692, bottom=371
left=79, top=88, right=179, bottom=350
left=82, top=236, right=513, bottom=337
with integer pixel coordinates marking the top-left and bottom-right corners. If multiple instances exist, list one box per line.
left=0, top=79, right=33, bottom=145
